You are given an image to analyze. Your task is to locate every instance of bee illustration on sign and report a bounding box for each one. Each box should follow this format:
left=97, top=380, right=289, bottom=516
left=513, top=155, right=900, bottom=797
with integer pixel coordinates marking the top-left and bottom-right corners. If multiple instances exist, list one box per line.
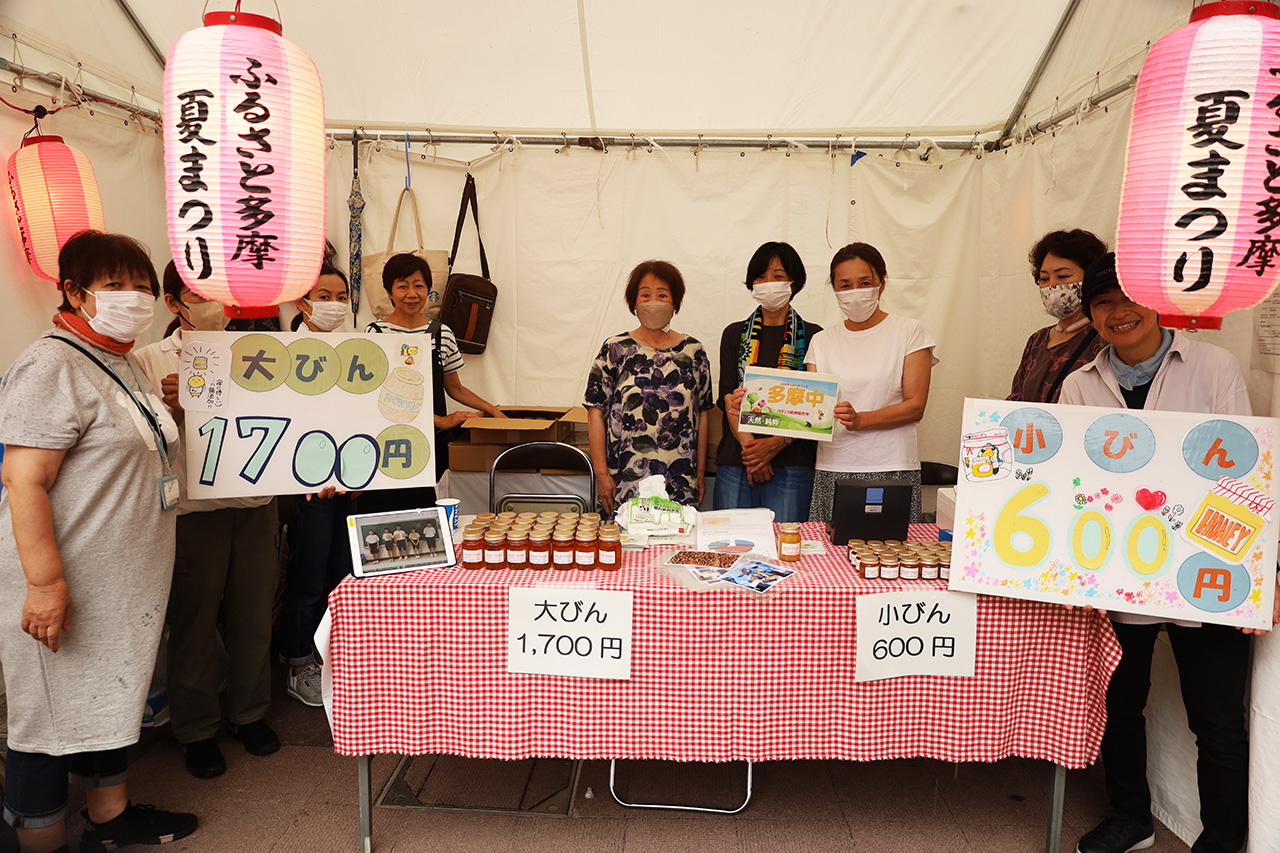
left=178, top=340, right=231, bottom=413
left=960, top=428, right=1012, bottom=482
left=400, top=344, right=419, bottom=366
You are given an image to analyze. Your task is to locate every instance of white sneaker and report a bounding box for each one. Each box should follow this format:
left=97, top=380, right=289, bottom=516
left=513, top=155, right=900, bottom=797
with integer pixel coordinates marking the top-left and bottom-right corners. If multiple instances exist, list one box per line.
left=286, top=662, right=324, bottom=707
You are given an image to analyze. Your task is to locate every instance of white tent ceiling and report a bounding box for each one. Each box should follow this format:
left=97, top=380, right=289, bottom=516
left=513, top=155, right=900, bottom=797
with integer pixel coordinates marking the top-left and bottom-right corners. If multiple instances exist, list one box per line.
left=4, top=0, right=1191, bottom=140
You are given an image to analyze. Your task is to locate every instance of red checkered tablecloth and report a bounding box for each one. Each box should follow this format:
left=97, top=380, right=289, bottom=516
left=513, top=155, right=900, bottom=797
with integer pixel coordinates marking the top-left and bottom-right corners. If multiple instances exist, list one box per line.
left=327, top=522, right=1120, bottom=768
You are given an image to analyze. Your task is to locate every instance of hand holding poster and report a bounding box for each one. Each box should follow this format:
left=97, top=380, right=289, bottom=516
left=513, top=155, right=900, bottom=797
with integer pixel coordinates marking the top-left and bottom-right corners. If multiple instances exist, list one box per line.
left=738, top=365, right=837, bottom=442
left=950, top=398, right=1279, bottom=630
left=180, top=331, right=436, bottom=499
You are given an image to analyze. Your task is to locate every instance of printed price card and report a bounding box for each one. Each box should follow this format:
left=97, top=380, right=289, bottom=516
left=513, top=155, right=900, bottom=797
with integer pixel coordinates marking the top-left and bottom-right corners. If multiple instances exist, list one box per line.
left=855, top=590, right=978, bottom=682
left=951, top=398, right=1279, bottom=629
left=739, top=365, right=838, bottom=442
left=181, top=331, right=435, bottom=498
left=507, top=587, right=633, bottom=679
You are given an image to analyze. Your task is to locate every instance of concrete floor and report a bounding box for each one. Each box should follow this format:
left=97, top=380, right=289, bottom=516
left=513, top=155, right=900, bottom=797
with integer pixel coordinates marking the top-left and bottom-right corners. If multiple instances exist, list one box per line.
left=0, top=670, right=1193, bottom=853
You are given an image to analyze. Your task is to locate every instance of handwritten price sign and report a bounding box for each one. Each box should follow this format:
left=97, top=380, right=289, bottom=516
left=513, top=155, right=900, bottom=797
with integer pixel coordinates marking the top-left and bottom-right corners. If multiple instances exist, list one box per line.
left=180, top=331, right=436, bottom=498
left=507, top=588, right=633, bottom=679
left=951, top=399, right=1279, bottom=629
left=855, top=591, right=978, bottom=682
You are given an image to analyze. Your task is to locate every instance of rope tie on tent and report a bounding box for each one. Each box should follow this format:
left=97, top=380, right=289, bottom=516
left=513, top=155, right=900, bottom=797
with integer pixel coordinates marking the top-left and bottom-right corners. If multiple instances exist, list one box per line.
left=403, top=132, right=411, bottom=190
left=642, top=137, right=671, bottom=161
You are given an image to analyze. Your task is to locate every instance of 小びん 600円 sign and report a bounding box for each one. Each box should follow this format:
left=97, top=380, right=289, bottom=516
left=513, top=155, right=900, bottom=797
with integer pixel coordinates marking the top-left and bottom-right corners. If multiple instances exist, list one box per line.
left=951, top=399, right=1278, bottom=630
left=180, top=331, right=436, bottom=498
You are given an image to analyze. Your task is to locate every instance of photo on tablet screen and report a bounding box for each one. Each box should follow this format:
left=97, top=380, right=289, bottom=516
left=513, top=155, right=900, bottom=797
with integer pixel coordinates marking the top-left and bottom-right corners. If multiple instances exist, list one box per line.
left=347, top=506, right=456, bottom=577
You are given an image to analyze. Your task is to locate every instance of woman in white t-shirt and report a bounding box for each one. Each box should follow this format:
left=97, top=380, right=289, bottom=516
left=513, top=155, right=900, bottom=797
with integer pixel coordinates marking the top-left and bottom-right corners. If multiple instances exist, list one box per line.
left=802, top=243, right=937, bottom=523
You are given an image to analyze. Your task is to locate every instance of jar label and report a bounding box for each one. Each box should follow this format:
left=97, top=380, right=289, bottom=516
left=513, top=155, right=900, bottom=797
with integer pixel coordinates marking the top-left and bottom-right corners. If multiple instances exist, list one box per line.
left=781, top=541, right=801, bottom=557
left=900, top=567, right=920, bottom=580
left=881, top=566, right=900, bottom=580
left=599, top=550, right=617, bottom=564
left=940, top=566, right=951, bottom=580
left=462, top=547, right=483, bottom=563
left=863, top=565, right=880, bottom=579
left=921, top=566, right=939, bottom=580
left=576, top=551, right=595, bottom=565
left=529, top=551, right=550, bottom=565
left=508, top=548, right=527, bottom=562
left=553, top=550, right=573, bottom=565
left=485, top=549, right=504, bottom=563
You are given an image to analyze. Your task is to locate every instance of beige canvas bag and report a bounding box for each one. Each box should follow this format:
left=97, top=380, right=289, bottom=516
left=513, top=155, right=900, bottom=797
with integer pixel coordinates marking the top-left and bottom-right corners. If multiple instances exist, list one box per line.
left=362, top=187, right=450, bottom=319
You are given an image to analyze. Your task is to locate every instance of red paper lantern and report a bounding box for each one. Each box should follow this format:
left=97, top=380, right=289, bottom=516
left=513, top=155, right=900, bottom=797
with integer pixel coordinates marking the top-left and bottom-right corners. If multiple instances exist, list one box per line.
left=1117, top=1, right=1280, bottom=330
left=6, top=136, right=105, bottom=282
left=163, top=4, right=326, bottom=318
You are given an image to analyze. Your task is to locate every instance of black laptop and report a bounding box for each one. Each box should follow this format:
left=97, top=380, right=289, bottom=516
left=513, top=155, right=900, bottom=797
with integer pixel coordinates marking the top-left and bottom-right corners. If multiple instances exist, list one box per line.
left=830, top=479, right=913, bottom=545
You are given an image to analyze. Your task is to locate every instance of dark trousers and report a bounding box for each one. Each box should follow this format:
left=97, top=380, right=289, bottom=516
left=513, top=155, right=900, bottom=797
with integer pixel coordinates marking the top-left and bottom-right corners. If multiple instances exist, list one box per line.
left=3, top=747, right=128, bottom=827
left=1102, top=621, right=1251, bottom=853
left=276, top=493, right=356, bottom=664
left=168, top=501, right=279, bottom=743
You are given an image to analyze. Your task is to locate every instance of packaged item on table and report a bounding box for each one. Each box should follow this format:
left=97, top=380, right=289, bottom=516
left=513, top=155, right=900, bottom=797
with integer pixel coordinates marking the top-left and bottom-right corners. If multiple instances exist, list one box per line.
left=880, top=553, right=900, bottom=580
left=575, top=529, right=598, bottom=570
left=859, top=550, right=880, bottom=580
left=921, top=555, right=939, bottom=580
left=778, top=523, right=802, bottom=562
left=899, top=551, right=920, bottom=580
left=528, top=530, right=552, bottom=570
left=506, top=531, right=528, bottom=570
left=598, top=530, right=621, bottom=570
left=484, top=531, right=506, bottom=570
left=552, top=531, right=576, bottom=569
left=461, top=531, right=485, bottom=570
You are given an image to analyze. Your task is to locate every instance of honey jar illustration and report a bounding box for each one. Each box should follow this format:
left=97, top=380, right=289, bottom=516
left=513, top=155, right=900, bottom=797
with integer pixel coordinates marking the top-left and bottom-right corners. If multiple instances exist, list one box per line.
left=1185, top=476, right=1273, bottom=563
left=961, top=429, right=1013, bottom=482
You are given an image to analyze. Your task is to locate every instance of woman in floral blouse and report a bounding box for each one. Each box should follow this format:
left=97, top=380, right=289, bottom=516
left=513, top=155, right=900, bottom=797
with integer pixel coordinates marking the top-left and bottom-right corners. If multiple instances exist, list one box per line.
left=585, top=260, right=714, bottom=514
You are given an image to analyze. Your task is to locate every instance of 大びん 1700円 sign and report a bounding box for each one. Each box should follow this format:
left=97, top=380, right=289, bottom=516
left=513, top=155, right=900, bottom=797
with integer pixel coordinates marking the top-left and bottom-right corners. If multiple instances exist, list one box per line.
left=950, top=398, right=1278, bottom=630
left=180, top=331, right=435, bottom=499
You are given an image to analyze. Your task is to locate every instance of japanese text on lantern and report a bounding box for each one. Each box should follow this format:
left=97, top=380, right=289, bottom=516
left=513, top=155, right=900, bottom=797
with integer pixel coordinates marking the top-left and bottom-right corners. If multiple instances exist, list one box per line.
left=1178, top=90, right=1248, bottom=290
left=174, top=87, right=216, bottom=280
left=1247, top=67, right=1280, bottom=277
left=229, top=57, right=277, bottom=271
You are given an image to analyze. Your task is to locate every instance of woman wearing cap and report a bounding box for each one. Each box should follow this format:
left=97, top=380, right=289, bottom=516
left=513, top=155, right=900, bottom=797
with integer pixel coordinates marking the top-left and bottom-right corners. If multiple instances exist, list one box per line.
left=1062, top=252, right=1276, bottom=853
left=714, top=242, right=822, bottom=522
left=1007, top=229, right=1109, bottom=403
left=0, top=231, right=196, bottom=851
left=795, top=243, right=936, bottom=524
left=586, top=260, right=714, bottom=514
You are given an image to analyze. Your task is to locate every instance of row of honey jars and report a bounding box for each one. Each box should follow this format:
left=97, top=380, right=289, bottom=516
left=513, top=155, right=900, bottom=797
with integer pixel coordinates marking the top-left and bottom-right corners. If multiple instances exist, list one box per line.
left=460, top=512, right=620, bottom=571
left=847, top=541, right=950, bottom=581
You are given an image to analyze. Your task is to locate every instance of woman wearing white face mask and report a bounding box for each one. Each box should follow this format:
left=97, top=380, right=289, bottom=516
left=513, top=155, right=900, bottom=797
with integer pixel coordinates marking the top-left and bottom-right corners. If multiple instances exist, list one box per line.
left=133, top=262, right=281, bottom=780
left=290, top=265, right=353, bottom=332
left=0, top=231, right=198, bottom=851
left=803, top=243, right=937, bottom=524
left=1007, top=229, right=1108, bottom=403
left=714, top=242, right=822, bottom=521
left=586, top=260, right=714, bottom=514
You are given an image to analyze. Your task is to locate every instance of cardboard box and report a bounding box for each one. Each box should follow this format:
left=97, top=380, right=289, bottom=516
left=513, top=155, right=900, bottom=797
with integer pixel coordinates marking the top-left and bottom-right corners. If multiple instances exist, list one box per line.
left=463, top=406, right=589, bottom=445
left=449, top=440, right=591, bottom=473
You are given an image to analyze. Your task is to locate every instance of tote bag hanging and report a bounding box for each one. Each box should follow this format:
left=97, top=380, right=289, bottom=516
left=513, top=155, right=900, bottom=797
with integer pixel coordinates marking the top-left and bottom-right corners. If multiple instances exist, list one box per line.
left=362, top=187, right=450, bottom=319
left=440, top=173, right=498, bottom=354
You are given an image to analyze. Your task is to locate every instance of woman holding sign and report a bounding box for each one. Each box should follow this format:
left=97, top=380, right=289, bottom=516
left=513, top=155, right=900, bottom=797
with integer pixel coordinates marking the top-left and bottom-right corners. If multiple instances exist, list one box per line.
left=0, top=232, right=196, bottom=851
left=134, top=263, right=281, bottom=780
left=714, top=242, right=823, bottom=522
left=801, top=243, right=936, bottom=523
left=1061, top=253, right=1273, bottom=853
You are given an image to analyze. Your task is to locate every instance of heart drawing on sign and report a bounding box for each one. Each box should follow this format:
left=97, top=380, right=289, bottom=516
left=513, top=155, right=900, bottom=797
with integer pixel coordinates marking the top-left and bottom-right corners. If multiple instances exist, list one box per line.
left=1134, top=488, right=1167, bottom=511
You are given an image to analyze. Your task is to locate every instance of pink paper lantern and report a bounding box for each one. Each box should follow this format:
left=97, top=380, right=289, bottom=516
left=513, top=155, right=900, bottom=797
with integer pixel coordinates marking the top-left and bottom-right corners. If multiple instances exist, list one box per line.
left=1116, top=0, right=1280, bottom=330
left=6, top=136, right=105, bottom=282
left=163, top=4, right=326, bottom=319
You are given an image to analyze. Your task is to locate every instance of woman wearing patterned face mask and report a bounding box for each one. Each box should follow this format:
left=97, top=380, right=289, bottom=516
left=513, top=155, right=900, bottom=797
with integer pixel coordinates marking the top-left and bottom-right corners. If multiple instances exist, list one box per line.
left=1006, top=229, right=1108, bottom=403
left=801, top=243, right=937, bottom=524
left=715, top=242, right=822, bottom=521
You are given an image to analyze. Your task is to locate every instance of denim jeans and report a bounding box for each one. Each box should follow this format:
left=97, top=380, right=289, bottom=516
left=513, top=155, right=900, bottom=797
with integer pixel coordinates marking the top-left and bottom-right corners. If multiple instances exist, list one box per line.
left=1102, top=621, right=1251, bottom=853
left=3, top=747, right=128, bottom=828
left=712, top=464, right=815, bottom=523
left=277, top=492, right=357, bottom=664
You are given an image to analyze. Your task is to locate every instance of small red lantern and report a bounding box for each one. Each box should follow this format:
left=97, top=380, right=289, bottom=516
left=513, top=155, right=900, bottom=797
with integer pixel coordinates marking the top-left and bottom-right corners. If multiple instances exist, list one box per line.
left=163, top=2, right=326, bottom=318
left=6, top=136, right=106, bottom=282
left=1116, top=1, right=1280, bottom=330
